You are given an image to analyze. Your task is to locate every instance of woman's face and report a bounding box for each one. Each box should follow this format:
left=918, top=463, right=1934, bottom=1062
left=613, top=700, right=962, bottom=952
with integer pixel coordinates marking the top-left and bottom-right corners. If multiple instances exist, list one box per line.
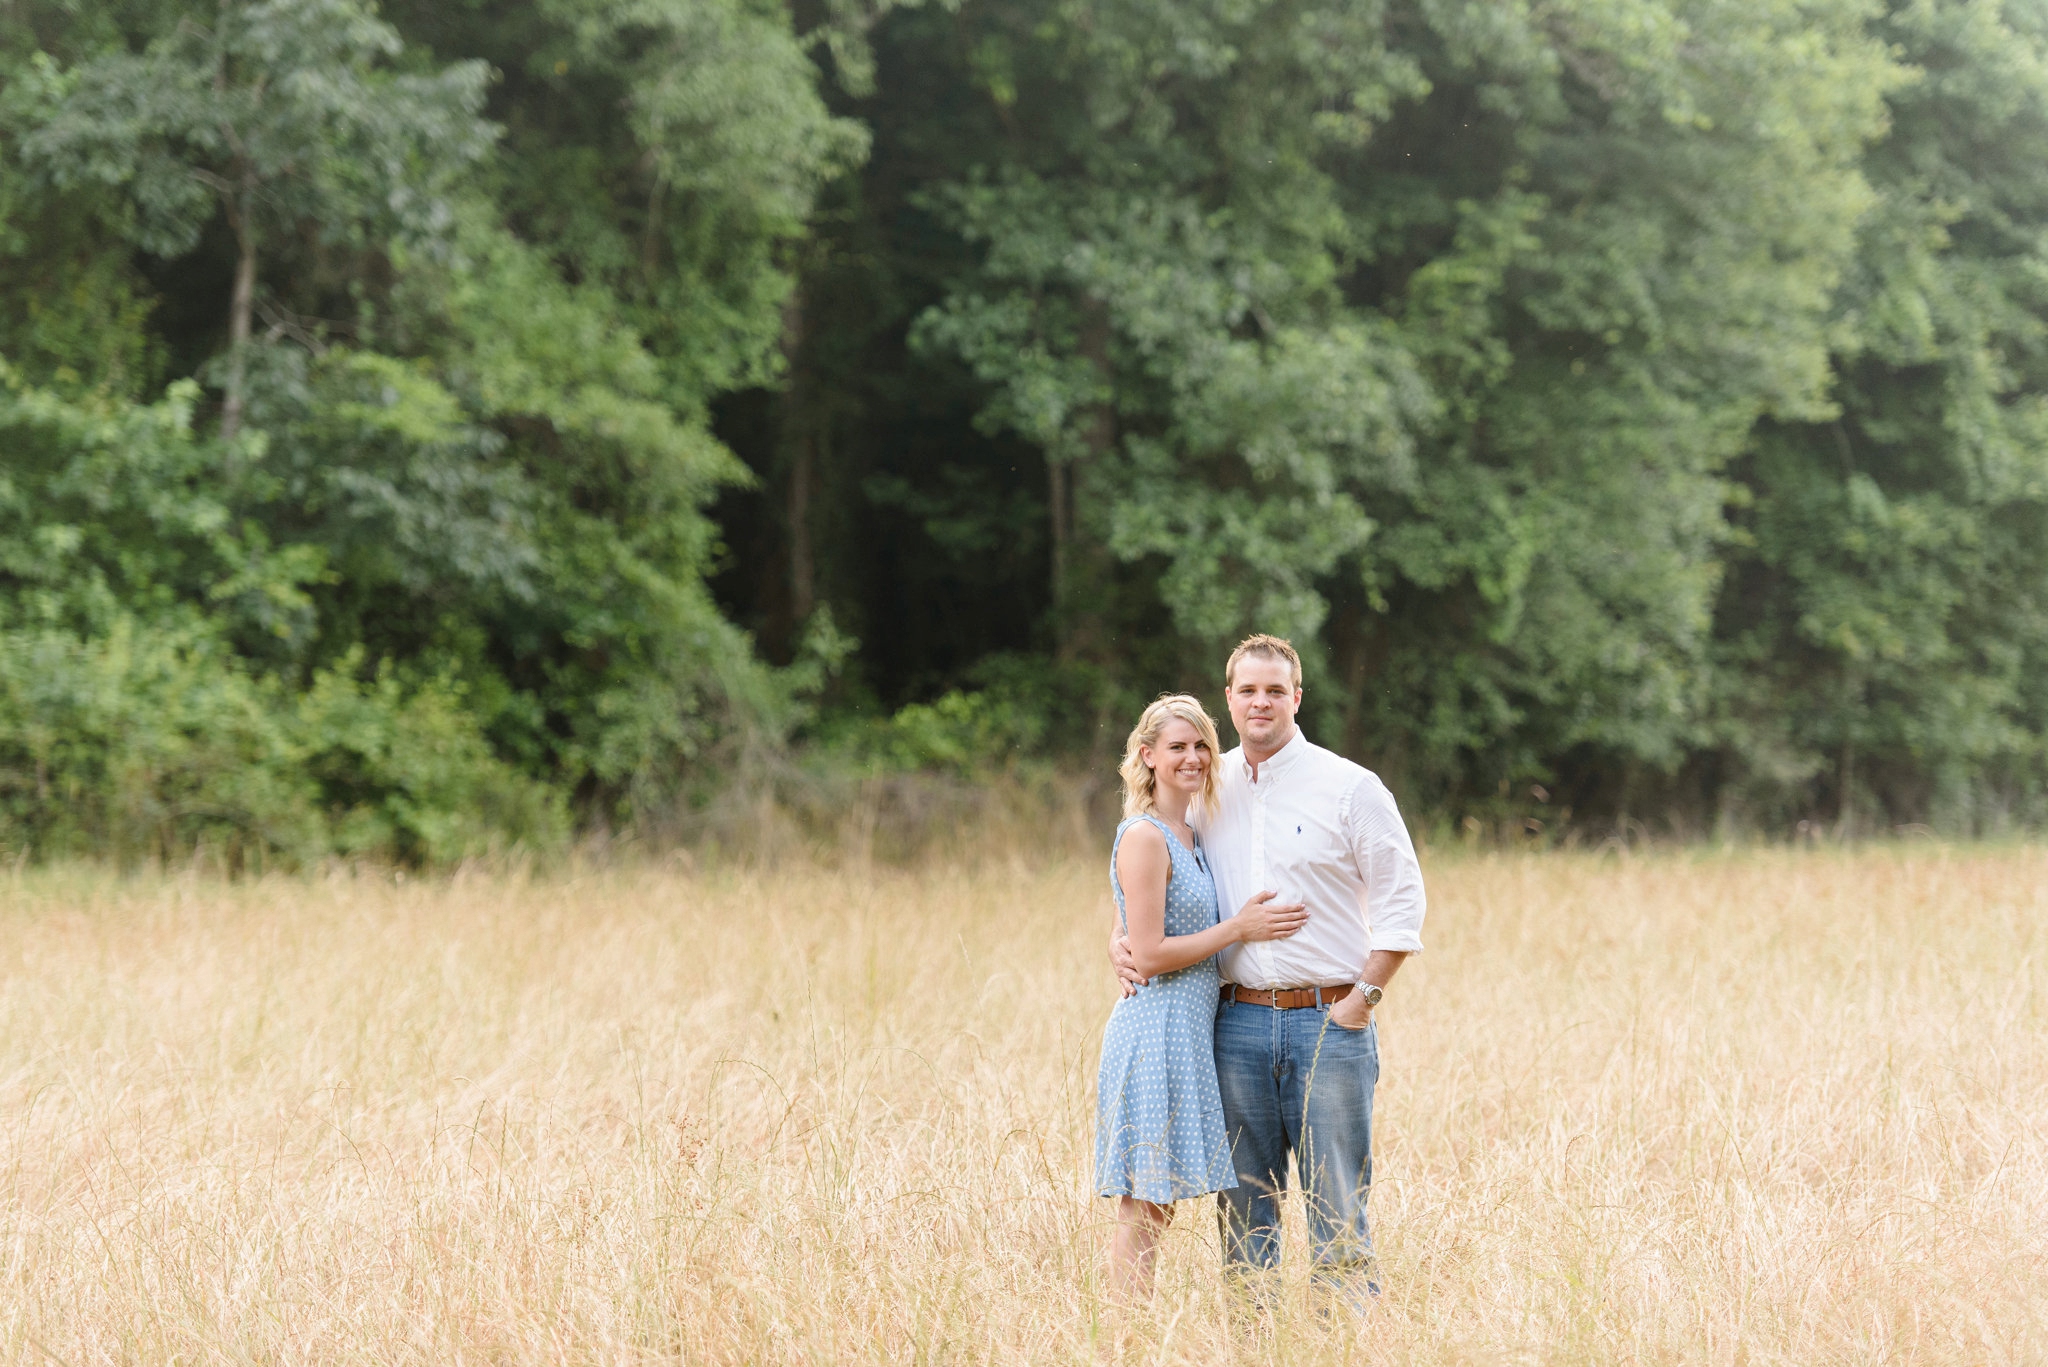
left=1142, top=717, right=1211, bottom=799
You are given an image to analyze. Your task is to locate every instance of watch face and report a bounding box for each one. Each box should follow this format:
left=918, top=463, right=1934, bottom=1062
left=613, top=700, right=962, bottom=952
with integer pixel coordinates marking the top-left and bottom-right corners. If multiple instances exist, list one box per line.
left=1362, top=985, right=1383, bottom=1006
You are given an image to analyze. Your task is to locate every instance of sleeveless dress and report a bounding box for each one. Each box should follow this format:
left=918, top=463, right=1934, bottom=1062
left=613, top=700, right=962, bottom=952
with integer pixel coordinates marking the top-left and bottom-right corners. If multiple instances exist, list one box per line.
left=1093, top=813, right=1238, bottom=1202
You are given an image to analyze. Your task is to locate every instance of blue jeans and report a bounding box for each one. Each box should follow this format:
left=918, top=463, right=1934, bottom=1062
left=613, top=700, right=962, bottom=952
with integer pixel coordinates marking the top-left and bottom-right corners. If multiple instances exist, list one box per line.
left=1213, top=997, right=1379, bottom=1299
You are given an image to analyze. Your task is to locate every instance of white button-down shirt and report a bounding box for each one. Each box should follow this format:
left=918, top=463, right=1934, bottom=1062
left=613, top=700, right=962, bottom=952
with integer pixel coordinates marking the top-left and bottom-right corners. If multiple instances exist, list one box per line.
left=1198, top=730, right=1427, bottom=988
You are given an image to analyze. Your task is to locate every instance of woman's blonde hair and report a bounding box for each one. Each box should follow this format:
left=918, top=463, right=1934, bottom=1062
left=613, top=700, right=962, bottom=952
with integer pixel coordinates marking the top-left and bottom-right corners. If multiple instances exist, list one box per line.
left=1118, top=694, right=1223, bottom=819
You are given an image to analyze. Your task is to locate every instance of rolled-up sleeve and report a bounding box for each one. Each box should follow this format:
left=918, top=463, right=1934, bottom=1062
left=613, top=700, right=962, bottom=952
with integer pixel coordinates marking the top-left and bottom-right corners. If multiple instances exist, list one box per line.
left=1344, top=773, right=1426, bottom=953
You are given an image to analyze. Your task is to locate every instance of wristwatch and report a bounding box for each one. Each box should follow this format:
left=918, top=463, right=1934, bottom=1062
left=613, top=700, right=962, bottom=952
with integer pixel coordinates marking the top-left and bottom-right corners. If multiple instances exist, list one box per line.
left=1354, top=982, right=1384, bottom=1008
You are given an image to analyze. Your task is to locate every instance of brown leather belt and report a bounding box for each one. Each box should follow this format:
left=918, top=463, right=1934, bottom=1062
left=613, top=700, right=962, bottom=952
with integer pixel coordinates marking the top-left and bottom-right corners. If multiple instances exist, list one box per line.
left=1223, top=983, right=1353, bottom=1009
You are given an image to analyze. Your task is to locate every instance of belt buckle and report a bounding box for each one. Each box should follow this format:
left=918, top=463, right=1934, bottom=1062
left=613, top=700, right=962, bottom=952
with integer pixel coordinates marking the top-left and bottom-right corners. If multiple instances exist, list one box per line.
left=1266, top=987, right=1281, bottom=1009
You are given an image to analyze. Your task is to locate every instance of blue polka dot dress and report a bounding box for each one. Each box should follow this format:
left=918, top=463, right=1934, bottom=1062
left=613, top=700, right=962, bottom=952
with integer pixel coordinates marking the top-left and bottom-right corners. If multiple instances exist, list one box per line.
left=1094, top=813, right=1238, bottom=1203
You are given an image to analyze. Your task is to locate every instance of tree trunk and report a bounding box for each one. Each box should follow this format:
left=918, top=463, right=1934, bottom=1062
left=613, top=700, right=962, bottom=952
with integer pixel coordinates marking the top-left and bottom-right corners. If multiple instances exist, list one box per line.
left=1836, top=667, right=1861, bottom=839
left=1837, top=738, right=1856, bottom=840
left=1054, top=297, right=1113, bottom=660
left=779, top=283, right=816, bottom=635
left=1047, top=456, right=1069, bottom=612
left=221, top=187, right=256, bottom=442
left=641, top=173, right=667, bottom=279
left=1334, top=589, right=1376, bottom=761
left=789, top=433, right=815, bottom=623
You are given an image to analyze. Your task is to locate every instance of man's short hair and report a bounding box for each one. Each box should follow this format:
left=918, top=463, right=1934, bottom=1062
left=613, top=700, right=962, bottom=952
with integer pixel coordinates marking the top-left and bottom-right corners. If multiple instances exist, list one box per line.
left=1225, top=634, right=1302, bottom=690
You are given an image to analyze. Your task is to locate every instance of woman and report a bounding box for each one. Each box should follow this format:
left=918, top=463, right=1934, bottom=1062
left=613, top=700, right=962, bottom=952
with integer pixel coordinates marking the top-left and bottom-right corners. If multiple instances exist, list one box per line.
left=1095, top=694, right=1310, bottom=1297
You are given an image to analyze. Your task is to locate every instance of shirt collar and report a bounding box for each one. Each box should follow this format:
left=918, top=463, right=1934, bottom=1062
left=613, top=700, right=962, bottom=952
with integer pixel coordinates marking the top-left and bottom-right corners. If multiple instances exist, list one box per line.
left=1244, top=727, right=1307, bottom=785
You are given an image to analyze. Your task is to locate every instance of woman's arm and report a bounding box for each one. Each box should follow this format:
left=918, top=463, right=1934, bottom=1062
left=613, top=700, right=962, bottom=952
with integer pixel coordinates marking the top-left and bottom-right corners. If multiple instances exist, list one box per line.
left=1117, top=825, right=1308, bottom=978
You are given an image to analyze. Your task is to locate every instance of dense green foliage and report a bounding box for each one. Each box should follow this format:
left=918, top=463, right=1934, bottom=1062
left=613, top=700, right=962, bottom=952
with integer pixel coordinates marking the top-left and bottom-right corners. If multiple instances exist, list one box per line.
left=6, top=0, right=2048, bottom=858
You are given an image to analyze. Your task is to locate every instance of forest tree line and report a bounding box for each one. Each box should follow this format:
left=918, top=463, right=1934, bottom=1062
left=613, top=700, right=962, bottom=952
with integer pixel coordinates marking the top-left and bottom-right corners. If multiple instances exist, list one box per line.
left=4, top=0, right=2047, bottom=860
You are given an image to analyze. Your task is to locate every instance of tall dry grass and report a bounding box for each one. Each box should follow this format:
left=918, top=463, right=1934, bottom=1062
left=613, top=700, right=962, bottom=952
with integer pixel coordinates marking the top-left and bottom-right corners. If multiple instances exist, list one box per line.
left=0, top=844, right=2042, bottom=1363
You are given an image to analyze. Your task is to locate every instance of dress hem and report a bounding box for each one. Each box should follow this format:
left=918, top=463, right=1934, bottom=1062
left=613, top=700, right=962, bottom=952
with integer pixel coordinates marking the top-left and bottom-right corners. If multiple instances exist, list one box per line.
left=1095, top=1177, right=1240, bottom=1202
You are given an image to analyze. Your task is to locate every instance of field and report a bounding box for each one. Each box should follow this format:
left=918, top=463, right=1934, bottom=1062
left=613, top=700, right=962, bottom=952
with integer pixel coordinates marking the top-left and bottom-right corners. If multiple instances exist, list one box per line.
left=1, top=844, right=2043, bottom=1364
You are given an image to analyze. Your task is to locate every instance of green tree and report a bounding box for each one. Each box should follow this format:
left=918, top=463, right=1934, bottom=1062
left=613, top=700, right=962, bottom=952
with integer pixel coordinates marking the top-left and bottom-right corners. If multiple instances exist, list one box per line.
left=15, top=0, right=492, bottom=436
left=1, top=0, right=866, bottom=856
left=1337, top=0, right=1899, bottom=810
left=1712, top=0, right=2048, bottom=832
left=889, top=0, right=1897, bottom=812
left=0, top=361, right=565, bottom=862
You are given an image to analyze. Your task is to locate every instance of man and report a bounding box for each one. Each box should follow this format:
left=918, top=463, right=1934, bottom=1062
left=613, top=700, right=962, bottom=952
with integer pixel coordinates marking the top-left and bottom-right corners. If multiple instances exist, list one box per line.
left=1113, top=634, right=1426, bottom=1307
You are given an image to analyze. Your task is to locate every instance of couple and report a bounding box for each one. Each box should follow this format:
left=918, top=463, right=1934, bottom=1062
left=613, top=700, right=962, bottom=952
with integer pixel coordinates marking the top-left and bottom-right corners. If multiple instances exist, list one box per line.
left=1093, top=634, right=1427, bottom=1308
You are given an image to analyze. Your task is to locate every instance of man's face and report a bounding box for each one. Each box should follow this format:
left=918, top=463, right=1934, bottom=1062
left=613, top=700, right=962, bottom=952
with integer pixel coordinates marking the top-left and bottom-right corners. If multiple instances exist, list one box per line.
left=1225, top=655, right=1301, bottom=753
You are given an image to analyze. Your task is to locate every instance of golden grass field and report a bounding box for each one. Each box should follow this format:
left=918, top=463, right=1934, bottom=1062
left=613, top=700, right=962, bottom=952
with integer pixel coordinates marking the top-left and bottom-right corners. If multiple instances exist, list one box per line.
left=1, top=843, right=2043, bottom=1364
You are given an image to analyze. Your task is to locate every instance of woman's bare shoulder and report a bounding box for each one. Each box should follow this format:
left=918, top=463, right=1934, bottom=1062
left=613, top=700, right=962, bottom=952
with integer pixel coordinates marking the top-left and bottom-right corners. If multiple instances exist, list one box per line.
left=1115, top=818, right=1168, bottom=861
